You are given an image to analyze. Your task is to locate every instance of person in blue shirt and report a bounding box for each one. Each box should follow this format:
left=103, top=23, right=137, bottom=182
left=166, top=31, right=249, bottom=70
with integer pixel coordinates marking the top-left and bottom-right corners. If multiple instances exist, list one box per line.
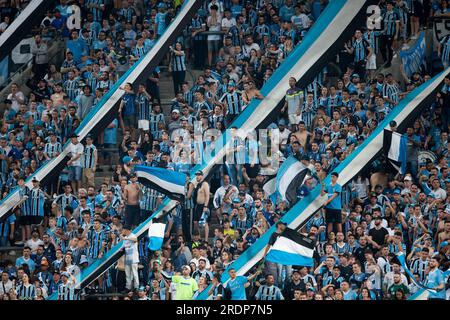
left=66, top=30, right=89, bottom=65
left=225, top=267, right=260, bottom=300
left=426, top=256, right=446, bottom=300
left=321, top=172, right=343, bottom=235
left=0, top=213, right=15, bottom=247
left=15, top=247, right=37, bottom=274
left=119, top=83, right=137, bottom=139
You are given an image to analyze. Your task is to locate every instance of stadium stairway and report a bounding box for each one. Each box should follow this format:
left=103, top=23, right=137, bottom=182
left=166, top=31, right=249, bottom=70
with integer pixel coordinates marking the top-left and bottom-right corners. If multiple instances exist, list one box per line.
left=0, top=0, right=203, bottom=222
left=196, top=67, right=450, bottom=300
left=0, top=1, right=53, bottom=62
left=53, top=0, right=375, bottom=298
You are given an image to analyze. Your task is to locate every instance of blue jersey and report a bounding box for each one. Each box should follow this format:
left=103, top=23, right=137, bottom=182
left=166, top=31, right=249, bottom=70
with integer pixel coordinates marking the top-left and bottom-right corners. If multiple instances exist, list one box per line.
left=325, top=183, right=342, bottom=210
left=87, top=228, right=107, bottom=259
left=226, top=276, right=248, bottom=300
left=426, top=269, right=446, bottom=299
left=26, top=188, right=46, bottom=217
left=0, top=214, right=16, bottom=238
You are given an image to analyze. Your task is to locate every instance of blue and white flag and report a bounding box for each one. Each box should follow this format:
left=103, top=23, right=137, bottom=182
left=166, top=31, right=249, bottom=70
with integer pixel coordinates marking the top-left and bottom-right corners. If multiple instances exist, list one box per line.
left=383, top=130, right=407, bottom=175
left=147, top=222, right=166, bottom=251
left=400, top=31, right=426, bottom=78
left=134, top=165, right=186, bottom=201
left=275, top=156, right=310, bottom=204
left=263, top=176, right=279, bottom=204
left=0, top=57, right=8, bottom=87
left=266, top=228, right=315, bottom=267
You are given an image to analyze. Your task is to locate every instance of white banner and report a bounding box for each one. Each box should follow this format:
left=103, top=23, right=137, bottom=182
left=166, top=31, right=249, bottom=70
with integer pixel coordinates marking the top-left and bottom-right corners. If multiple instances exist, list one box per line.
left=11, top=37, right=34, bottom=65
left=432, top=16, right=450, bottom=50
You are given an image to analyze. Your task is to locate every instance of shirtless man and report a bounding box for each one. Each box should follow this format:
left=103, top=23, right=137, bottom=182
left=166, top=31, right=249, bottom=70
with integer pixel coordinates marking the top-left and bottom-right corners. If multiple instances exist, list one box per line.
left=293, top=121, right=311, bottom=148
left=438, top=219, right=450, bottom=249
left=193, top=170, right=210, bottom=242
left=124, top=173, right=141, bottom=228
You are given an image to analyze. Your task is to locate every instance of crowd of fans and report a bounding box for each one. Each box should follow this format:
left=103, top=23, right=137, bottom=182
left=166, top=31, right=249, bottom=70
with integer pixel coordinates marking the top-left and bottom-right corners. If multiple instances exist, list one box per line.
left=0, top=0, right=449, bottom=301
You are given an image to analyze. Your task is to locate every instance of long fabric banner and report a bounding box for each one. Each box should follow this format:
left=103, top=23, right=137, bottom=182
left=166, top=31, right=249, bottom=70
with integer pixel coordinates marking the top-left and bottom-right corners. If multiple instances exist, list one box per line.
left=400, top=31, right=426, bottom=78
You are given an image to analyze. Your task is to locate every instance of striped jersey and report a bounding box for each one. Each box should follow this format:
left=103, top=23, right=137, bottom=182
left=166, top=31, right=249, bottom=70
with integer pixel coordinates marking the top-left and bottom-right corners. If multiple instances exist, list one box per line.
left=63, top=79, right=80, bottom=102
left=44, top=142, right=62, bottom=159
left=381, top=10, right=399, bottom=36
left=171, top=51, right=186, bottom=72
left=53, top=193, right=78, bottom=210
left=133, top=45, right=148, bottom=60
left=82, top=144, right=97, bottom=169
left=364, top=30, right=380, bottom=54
left=87, top=228, right=107, bottom=258
left=136, top=92, right=152, bottom=120
left=58, top=282, right=76, bottom=300
left=220, top=91, right=243, bottom=115
left=382, top=82, right=400, bottom=106
left=26, top=188, right=46, bottom=217
left=255, top=285, right=284, bottom=300
left=140, top=186, right=162, bottom=211
left=17, top=284, right=36, bottom=300
left=149, top=113, right=165, bottom=133
left=86, top=0, right=104, bottom=21
left=410, top=258, right=429, bottom=282
left=440, top=35, right=450, bottom=62
left=352, top=38, right=370, bottom=62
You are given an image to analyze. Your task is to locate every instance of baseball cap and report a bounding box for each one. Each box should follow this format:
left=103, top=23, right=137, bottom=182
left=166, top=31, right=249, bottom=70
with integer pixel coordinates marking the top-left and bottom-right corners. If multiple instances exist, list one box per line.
left=172, top=109, right=180, bottom=113
left=195, top=170, right=203, bottom=176
left=61, top=272, right=70, bottom=278
left=441, top=241, right=449, bottom=248
left=404, top=175, right=412, bottom=181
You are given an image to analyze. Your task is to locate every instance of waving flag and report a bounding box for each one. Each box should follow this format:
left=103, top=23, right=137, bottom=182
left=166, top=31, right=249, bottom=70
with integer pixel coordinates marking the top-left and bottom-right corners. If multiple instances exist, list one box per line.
left=148, top=222, right=166, bottom=251
left=134, top=165, right=186, bottom=201
left=383, top=130, right=407, bottom=174
left=266, top=228, right=315, bottom=267
left=0, top=57, right=8, bottom=87
left=275, top=156, right=310, bottom=204
left=396, top=252, right=437, bottom=294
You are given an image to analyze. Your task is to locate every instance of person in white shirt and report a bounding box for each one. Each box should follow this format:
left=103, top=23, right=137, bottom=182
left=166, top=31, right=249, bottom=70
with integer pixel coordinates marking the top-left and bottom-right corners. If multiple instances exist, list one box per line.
left=67, top=134, right=84, bottom=192
left=0, top=271, right=13, bottom=297
left=121, top=227, right=139, bottom=291
left=383, top=262, right=408, bottom=291
left=430, top=178, right=447, bottom=201
left=213, top=175, right=238, bottom=222
left=7, top=83, right=26, bottom=112
left=221, top=9, right=236, bottom=32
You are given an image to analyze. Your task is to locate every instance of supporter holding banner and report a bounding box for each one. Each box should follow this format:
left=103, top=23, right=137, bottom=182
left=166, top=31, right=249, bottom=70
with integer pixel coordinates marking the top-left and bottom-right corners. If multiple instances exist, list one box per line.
left=400, top=31, right=426, bottom=78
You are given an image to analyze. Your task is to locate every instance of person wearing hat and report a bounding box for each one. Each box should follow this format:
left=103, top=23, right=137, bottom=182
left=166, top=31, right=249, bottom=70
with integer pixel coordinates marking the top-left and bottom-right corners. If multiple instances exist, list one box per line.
left=81, top=134, right=97, bottom=188
left=120, top=226, right=139, bottom=291
left=171, top=265, right=198, bottom=300
left=58, top=271, right=77, bottom=300
left=67, top=133, right=84, bottom=192
left=193, top=170, right=211, bottom=241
